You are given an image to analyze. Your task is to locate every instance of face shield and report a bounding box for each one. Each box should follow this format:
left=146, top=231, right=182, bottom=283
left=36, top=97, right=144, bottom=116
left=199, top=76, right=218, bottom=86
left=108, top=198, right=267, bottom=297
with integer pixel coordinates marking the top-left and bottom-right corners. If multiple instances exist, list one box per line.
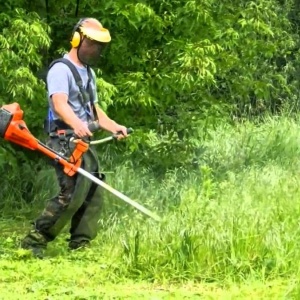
left=77, top=25, right=111, bottom=66
left=77, top=37, right=107, bottom=66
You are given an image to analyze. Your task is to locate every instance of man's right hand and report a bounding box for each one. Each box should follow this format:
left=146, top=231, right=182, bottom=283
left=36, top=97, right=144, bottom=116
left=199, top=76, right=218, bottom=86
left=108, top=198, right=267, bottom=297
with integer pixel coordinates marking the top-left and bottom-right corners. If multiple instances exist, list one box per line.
left=73, top=121, right=93, bottom=138
left=51, top=94, right=92, bottom=138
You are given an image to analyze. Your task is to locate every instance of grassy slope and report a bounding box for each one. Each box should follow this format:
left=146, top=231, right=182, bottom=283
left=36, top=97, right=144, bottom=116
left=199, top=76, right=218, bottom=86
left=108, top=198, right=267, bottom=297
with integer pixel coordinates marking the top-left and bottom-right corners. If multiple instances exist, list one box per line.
left=0, top=230, right=297, bottom=300
left=2, top=116, right=300, bottom=299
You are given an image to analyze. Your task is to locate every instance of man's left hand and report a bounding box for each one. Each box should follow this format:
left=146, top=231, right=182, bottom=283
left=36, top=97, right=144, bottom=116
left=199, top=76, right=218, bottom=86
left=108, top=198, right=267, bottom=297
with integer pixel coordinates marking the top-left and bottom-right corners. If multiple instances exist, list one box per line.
left=114, top=124, right=128, bottom=140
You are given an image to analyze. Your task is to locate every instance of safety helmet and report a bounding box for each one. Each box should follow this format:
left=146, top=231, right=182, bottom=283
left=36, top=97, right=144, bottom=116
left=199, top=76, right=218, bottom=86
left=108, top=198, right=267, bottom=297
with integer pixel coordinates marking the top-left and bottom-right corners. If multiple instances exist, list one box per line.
left=70, top=18, right=111, bottom=48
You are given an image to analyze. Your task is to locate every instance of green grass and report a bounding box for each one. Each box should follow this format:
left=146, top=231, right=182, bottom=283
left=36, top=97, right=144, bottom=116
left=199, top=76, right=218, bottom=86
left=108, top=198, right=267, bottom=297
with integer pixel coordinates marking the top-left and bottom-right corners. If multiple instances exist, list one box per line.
left=2, top=116, right=300, bottom=298
left=0, top=224, right=299, bottom=299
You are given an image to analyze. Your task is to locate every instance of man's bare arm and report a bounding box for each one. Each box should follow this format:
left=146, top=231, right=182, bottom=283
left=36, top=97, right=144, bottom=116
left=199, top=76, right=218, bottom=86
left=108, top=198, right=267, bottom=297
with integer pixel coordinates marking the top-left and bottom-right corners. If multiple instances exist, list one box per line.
left=95, top=103, right=128, bottom=137
left=95, top=103, right=117, bottom=132
left=52, top=93, right=92, bottom=137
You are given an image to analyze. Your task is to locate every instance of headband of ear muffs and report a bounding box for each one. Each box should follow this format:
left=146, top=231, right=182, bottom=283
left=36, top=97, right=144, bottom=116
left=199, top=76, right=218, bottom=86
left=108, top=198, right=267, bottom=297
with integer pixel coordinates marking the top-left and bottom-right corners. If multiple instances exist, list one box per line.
left=70, top=18, right=87, bottom=48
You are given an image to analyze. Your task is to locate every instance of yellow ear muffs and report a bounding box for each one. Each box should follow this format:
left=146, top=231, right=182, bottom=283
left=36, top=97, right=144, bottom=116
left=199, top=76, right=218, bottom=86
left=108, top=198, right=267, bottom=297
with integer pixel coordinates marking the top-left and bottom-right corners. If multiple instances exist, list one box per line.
left=70, top=18, right=86, bottom=48
left=70, top=31, right=81, bottom=48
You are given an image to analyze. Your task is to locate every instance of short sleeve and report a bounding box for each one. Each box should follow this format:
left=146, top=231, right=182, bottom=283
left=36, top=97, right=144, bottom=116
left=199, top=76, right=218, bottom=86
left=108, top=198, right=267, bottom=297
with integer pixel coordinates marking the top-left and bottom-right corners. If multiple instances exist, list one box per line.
left=47, top=63, right=72, bottom=98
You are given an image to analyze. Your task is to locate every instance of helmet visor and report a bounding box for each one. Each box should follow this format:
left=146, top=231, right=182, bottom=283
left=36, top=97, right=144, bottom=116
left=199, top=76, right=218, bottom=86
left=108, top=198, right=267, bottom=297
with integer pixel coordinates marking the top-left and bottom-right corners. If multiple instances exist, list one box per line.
left=77, top=36, right=107, bottom=66
left=80, top=26, right=111, bottom=43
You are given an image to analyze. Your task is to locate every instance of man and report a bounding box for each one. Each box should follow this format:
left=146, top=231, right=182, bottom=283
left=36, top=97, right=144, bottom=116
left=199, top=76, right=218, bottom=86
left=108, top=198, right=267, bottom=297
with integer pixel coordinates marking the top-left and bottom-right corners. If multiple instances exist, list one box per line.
left=21, top=18, right=128, bottom=257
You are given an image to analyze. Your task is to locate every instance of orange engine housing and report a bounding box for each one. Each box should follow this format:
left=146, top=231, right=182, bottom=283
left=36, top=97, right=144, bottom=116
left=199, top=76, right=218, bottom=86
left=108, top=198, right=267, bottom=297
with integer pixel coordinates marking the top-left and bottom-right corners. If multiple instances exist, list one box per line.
left=0, top=102, right=38, bottom=150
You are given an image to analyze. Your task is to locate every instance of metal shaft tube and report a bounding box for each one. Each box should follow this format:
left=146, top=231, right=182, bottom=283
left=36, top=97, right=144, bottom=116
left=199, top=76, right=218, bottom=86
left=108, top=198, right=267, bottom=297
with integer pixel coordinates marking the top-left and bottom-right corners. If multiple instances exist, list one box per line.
left=77, top=167, right=161, bottom=222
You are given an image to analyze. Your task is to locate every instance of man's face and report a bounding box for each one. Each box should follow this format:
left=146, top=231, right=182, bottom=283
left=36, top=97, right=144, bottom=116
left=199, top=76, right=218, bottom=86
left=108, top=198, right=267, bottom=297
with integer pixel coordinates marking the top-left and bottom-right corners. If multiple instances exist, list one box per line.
left=77, top=36, right=106, bottom=66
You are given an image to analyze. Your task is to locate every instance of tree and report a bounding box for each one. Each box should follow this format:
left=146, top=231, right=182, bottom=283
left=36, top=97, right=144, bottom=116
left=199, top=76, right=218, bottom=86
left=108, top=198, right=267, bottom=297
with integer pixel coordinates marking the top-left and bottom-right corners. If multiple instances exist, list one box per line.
left=0, top=0, right=298, bottom=177
left=0, top=7, right=51, bottom=204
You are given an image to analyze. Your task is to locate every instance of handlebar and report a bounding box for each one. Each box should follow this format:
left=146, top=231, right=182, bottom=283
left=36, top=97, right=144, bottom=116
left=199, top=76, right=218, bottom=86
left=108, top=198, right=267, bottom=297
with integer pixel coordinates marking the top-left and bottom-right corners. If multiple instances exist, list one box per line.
left=88, top=121, right=133, bottom=136
left=90, top=127, right=134, bottom=145
left=115, top=127, right=134, bottom=137
left=72, top=122, right=134, bottom=145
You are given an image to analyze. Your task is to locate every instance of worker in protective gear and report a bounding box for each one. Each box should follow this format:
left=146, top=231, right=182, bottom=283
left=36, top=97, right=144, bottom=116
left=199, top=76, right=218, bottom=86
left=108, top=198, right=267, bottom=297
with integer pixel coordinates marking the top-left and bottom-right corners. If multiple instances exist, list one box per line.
left=21, top=18, right=128, bottom=257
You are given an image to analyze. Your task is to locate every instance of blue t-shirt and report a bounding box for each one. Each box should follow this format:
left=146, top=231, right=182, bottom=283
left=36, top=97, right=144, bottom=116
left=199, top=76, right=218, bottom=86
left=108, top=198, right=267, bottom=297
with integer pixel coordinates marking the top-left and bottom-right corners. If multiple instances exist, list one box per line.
left=46, top=54, right=98, bottom=123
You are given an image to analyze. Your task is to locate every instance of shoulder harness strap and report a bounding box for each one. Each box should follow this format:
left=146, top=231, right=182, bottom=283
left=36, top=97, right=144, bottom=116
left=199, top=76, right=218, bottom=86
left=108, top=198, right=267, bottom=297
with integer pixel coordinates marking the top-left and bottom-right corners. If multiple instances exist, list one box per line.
left=49, top=58, right=83, bottom=88
left=49, top=58, right=98, bottom=121
left=86, top=66, right=98, bottom=120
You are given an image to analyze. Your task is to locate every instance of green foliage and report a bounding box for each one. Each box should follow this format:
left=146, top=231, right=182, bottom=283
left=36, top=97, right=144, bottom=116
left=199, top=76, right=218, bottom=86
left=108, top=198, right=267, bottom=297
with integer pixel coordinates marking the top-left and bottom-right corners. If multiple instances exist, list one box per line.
left=0, top=0, right=299, bottom=193
left=0, top=9, right=50, bottom=131
left=97, top=0, right=298, bottom=171
left=6, top=0, right=294, bottom=172
left=0, top=8, right=51, bottom=203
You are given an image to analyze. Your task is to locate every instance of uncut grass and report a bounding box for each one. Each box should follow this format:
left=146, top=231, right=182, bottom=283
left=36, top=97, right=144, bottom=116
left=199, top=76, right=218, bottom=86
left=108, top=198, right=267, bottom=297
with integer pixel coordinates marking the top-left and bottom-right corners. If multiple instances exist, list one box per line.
left=92, top=165, right=300, bottom=282
left=1, top=116, right=300, bottom=285
left=95, top=116, right=300, bottom=282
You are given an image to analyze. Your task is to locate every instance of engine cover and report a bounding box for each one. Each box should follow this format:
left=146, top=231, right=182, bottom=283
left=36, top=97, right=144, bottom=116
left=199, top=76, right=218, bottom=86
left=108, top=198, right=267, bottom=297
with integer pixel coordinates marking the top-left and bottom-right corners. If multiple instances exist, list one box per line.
left=0, top=107, right=13, bottom=138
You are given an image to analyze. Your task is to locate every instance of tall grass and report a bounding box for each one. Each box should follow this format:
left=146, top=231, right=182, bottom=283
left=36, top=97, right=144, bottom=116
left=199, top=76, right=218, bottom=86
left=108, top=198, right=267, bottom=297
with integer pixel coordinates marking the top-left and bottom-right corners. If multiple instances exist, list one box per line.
left=2, top=115, right=300, bottom=285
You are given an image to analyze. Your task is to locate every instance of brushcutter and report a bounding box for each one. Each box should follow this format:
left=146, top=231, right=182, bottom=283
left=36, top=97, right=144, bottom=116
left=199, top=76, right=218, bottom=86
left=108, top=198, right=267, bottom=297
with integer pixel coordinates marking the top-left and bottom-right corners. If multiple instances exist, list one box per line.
left=0, top=102, right=161, bottom=221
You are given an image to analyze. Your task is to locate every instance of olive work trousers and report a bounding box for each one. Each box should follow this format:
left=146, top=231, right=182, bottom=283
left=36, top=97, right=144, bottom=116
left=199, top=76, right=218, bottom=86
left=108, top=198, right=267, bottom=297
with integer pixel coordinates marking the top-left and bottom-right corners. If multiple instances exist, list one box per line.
left=23, top=136, right=104, bottom=247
